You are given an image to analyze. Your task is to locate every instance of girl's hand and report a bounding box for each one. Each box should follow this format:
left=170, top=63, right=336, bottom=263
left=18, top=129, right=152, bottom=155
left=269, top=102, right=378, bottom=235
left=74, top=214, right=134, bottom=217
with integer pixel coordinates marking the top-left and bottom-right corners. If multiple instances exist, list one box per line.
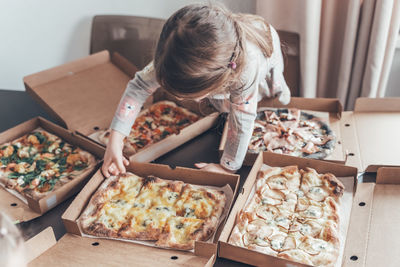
left=194, top=162, right=235, bottom=175
left=102, top=130, right=130, bottom=178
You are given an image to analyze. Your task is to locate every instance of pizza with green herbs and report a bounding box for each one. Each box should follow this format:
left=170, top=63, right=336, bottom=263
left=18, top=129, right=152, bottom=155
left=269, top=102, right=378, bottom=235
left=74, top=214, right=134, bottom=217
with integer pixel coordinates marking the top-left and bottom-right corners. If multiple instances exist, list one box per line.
left=0, top=129, right=96, bottom=200
left=98, top=101, right=200, bottom=155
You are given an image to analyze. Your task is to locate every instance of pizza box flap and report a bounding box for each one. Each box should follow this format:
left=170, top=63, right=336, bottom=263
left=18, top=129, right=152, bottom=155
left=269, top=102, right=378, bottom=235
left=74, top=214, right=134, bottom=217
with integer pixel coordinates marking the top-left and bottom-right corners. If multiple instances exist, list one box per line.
left=23, top=50, right=138, bottom=136
left=28, top=233, right=210, bottom=266
left=343, top=167, right=400, bottom=266
left=26, top=227, right=56, bottom=263
left=258, top=97, right=343, bottom=118
left=341, top=97, right=400, bottom=172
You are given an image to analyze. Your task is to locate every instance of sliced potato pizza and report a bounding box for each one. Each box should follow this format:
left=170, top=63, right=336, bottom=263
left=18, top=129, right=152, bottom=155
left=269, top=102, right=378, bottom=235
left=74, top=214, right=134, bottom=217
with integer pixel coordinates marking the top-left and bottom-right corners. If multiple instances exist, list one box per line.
left=229, top=165, right=344, bottom=267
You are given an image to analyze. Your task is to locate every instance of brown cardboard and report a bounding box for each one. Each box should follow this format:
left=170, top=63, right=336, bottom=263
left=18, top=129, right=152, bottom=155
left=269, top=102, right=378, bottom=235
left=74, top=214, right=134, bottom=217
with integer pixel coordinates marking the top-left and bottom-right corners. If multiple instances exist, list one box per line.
left=341, top=98, right=400, bottom=172
left=28, top=233, right=210, bottom=267
left=26, top=227, right=56, bottom=263
left=219, top=97, right=345, bottom=165
left=60, top=162, right=239, bottom=264
left=343, top=167, right=400, bottom=267
left=218, top=151, right=358, bottom=267
left=24, top=50, right=219, bottom=163
left=0, top=117, right=103, bottom=221
left=24, top=51, right=136, bottom=136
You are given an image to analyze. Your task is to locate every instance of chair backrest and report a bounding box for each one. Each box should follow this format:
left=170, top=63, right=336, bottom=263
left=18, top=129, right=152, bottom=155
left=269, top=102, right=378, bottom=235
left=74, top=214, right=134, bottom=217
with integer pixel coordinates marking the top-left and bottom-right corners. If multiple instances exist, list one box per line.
left=90, top=15, right=299, bottom=96
left=90, top=15, right=165, bottom=69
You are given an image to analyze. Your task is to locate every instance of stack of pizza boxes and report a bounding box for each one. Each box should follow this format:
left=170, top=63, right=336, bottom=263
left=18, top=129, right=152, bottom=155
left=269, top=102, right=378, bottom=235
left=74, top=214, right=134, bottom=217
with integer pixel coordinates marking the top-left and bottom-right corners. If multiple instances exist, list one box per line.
left=0, top=51, right=241, bottom=265
left=218, top=97, right=400, bottom=266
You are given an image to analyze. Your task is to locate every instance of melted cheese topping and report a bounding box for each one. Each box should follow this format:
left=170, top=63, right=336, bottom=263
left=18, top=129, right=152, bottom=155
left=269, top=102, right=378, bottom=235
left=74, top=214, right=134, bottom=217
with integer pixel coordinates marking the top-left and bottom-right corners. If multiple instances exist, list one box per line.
left=163, top=217, right=204, bottom=245
left=82, top=173, right=223, bottom=249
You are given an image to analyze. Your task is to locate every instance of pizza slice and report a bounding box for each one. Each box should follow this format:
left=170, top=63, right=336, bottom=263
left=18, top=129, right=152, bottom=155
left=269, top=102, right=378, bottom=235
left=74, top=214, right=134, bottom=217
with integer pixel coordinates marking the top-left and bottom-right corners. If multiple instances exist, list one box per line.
left=79, top=173, right=144, bottom=237
left=155, top=216, right=207, bottom=250
left=256, top=166, right=301, bottom=213
left=175, top=184, right=226, bottom=222
left=118, top=177, right=184, bottom=240
left=300, top=168, right=345, bottom=202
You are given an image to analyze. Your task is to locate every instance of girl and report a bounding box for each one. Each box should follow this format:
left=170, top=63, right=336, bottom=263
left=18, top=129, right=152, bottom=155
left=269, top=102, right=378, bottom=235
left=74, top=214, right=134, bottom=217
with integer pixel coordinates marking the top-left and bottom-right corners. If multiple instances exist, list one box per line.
left=102, top=3, right=290, bottom=176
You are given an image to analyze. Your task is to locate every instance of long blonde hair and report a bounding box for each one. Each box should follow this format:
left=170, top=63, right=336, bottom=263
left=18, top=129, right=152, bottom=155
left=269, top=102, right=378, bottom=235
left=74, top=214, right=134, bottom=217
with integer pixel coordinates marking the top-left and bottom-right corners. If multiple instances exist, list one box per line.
left=154, top=3, right=273, bottom=99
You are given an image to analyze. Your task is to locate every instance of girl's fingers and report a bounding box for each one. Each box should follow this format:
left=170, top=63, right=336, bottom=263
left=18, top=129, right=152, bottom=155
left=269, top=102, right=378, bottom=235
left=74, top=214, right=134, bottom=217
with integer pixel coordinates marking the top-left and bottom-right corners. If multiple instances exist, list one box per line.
left=195, top=162, right=208, bottom=169
left=123, top=157, right=129, bottom=166
left=102, top=158, right=112, bottom=177
left=109, top=163, right=119, bottom=176
left=102, top=163, right=110, bottom=178
left=115, top=158, right=126, bottom=174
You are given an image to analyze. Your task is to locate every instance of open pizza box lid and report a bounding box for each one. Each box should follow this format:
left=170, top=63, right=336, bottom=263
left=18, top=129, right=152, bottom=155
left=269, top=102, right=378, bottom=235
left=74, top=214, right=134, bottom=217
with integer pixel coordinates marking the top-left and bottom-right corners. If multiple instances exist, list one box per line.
left=23, top=50, right=137, bottom=137
left=342, top=167, right=400, bottom=267
left=23, top=50, right=219, bottom=162
left=54, top=161, right=239, bottom=266
left=25, top=227, right=217, bottom=267
left=219, top=96, right=346, bottom=164
left=341, top=97, right=400, bottom=172
left=25, top=227, right=216, bottom=267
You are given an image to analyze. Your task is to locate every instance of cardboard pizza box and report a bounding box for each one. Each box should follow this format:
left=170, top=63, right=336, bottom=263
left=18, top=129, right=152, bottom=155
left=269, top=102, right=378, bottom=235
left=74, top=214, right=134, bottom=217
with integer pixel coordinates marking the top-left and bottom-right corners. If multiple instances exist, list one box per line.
left=25, top=227, right=217, bottom=267
left=219, top=97, right=346, bottom=164
left=340, top=97, right=400, bottom=172
left=0, top=117, right=104, bottom=222
left=219, top=97, right=400, bottom=172
left=218, top=151, right=358, bottom=267
left=23, top=50, right=219, bottom=163
left=218, top=152, right=400, bottom=267
left=59, top=161, right=239, bottom=265
left=342, top=167, right=400, bottom=267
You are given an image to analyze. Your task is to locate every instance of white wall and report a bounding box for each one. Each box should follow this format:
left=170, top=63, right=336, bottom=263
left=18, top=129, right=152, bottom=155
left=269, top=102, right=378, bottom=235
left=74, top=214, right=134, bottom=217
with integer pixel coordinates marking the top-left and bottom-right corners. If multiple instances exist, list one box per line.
left=0, top=0, right=255, bottom=91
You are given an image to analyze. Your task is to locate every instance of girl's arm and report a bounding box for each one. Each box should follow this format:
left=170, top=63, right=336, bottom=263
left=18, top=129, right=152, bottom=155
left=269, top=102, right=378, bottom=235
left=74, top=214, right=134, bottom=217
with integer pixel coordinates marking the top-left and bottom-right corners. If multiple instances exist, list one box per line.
left=220, top=90, right=258, bottom=172
left=219, top=25, right=291, bottom=172
left=102, top=61, right=159, bottom=177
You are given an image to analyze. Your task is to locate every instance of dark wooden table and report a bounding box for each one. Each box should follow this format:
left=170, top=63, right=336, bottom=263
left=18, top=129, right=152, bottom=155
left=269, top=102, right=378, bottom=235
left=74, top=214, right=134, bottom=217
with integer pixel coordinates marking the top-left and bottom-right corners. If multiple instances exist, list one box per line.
left=0, top=89, right=253, bottom=266
left=0, top=90, right=375, bottom=267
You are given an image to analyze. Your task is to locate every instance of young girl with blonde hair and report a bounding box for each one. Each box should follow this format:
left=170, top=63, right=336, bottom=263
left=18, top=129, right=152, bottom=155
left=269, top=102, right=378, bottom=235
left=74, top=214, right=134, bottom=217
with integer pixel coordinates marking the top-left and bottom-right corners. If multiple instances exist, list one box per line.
left=102, top=3, right=291, bottom=176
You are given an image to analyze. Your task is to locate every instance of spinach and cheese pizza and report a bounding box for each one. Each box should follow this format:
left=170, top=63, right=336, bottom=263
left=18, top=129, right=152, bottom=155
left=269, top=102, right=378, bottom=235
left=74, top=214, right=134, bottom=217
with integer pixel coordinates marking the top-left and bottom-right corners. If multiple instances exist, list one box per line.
left=229, top=166, right=344, bottom=266
left=98, top=101, right=200, bottom=156
left=79, top=173, right=226, bottom=250
left=0, top=129, right=96, bottom=200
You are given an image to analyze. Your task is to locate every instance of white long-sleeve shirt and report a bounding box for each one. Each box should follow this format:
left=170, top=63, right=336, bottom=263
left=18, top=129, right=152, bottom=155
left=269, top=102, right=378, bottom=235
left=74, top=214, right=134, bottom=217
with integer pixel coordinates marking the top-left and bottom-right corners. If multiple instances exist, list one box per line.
left=110, top=24, right=290, bottom=171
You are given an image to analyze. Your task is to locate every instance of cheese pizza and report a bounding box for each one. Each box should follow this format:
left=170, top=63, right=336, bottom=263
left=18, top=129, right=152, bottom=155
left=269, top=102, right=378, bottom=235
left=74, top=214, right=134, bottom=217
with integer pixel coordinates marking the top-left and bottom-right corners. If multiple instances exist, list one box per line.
left=98, top=101, right=200, bottom=155
left=249, top=108, right=335, bottom=159
left=229, top=166, right=344, bottom=266
left=79, top=173, right=226, bottom=250
left=0, top=129, right=96, bottom=201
